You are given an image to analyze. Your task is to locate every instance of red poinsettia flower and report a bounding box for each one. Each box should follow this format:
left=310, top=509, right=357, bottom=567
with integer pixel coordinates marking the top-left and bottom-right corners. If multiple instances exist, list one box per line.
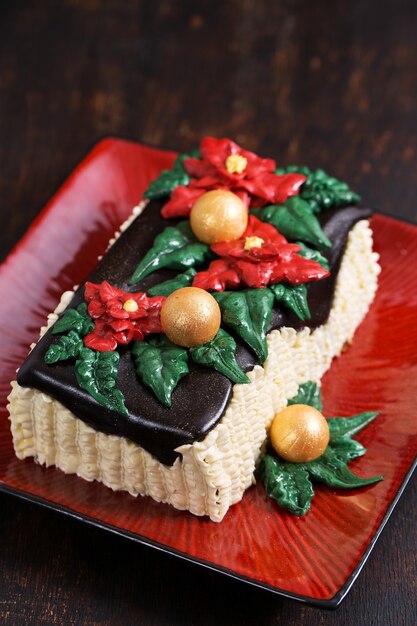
left=83, top=281, right=165, bottom=352
left=161, top=137, right=306, bottom=218
left=192, top=216, right=329, bottom=291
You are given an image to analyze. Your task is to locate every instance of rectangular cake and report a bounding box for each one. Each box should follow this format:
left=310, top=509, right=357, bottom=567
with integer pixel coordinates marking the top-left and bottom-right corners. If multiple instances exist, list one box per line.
left=7, top=138, right=380, bottom=521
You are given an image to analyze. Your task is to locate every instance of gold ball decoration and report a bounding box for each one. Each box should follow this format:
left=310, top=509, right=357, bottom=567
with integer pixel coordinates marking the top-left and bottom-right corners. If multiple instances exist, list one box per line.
left=160, top=287, right=221, bottom=348
left=190, top=190, right=248, bottom=244
left=270, top=404, right=330, bottom=463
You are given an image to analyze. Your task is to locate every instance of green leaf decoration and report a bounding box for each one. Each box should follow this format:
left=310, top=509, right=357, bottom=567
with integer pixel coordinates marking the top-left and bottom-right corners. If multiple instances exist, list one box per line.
left=259, top=383, right=383, bottom=515
left=296, top=241, right=330, bottom=271
left=131, top=337, right=189, bottom=407
left=143, top=149, right=200, bottom=200
left=329, top=436, right=367, bottom=463
left=44, top=330, right=84, bottom=364
left=190, top=329, right=249, bottom=384
left=143, top=169, right=189, bottom=201
left=52, top=302, right=94, bottom=337
left=213, top=289, right=274, bottom=363
left=75, top=348, right=128, bottom=415
left=258, top=455, right=314, bottom=516
left=305, top=447, right=383, bottom=489
left=327, top=411, right=379, bottom=439
left=276, top=165, right=361, bottom=213
left=287, top=381, right=322, bottom=411
left=129, top=221, right=212, bottom=284
left=252, top=196, right=331, bottom=250
left=327, top=412, right=379, bottom=462
left=269, top=283, right=310, bottom=321
left=148, top=268, right=197, bottom=297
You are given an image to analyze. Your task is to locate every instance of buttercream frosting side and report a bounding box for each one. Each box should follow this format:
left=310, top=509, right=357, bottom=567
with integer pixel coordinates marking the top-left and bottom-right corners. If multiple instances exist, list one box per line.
left=7, top=219, right=380, bottom=522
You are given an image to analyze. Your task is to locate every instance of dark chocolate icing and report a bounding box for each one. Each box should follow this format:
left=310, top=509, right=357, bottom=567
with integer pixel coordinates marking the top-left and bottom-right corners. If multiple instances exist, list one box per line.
left=17, top=202, right=371, bottom=465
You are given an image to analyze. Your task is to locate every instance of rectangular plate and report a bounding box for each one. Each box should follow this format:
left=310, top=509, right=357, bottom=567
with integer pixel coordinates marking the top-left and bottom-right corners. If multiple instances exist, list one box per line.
left=1, top=138, right=416, bottom=608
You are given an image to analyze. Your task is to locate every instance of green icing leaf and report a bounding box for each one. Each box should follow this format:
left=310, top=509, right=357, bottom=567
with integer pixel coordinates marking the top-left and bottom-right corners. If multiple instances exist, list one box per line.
left=296, top=241, right=330, bottom=271
left=143, top=169, right=189, bottom=201
left=327, top=411, right=378, bottom=439
left=252, top=196, right=331, bottom=250
left=75, top=348, right=128, bottom=415
left=190, top=328, right=249, bottom=384
left=131, top=337, right=189, bottom=407
left=52, top=302, right=94, bottom=337
left=326, top=412, right=379, bottom=462
left=213, top=289, right=274, bottom=363
left=147, top=268, right=197, bottom=297
left=44, top=330, right=84, bottom=364
left=329, top=436, right=367, bottom=463
left=305, top=446, right=383, bottom=489
left=143, top=149, right=200, bottom=200
left=269, top=283, right=310, bottom=321
left=276, top=165, right=361, bottom=212
left=259, top=455, right=315, bottom=516
left=288, top=381, right=322, bottom=412
left=129, top=221, right=212, bottom=284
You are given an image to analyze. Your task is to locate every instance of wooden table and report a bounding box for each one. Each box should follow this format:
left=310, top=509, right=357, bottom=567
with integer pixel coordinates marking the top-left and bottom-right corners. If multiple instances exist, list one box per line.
left=1, top=2, right=416, bottom=624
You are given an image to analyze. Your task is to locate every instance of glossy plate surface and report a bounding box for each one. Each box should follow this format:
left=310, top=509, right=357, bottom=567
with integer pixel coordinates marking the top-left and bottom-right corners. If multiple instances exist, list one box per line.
left=0, top=138, right=416, bottom=608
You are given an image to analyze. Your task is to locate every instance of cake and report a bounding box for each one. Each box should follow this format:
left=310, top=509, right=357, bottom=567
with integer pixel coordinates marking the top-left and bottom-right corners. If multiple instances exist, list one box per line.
left=7, top=137, right=381, bottom=522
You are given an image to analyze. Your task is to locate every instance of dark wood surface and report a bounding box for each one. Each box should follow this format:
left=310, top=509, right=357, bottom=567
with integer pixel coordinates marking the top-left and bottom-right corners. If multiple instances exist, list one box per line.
left=1, top=1, right=416, bottom=624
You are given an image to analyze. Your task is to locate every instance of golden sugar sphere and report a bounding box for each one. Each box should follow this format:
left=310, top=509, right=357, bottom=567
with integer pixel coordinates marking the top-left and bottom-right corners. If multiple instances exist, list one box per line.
left=190, top=190, right=248, bottom=244
left=270, top=404, right=330, bottom=463
left=160, top=287, right=221, bottom=348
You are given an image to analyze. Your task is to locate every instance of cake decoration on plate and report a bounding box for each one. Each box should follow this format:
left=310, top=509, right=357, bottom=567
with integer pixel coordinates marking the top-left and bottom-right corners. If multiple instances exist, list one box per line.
left=8, top=136, right=382, bottom=521
left=259, top=382, right=383, bottom=516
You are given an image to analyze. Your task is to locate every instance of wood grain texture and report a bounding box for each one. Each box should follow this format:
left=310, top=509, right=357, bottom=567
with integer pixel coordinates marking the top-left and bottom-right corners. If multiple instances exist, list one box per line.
left=0, top=0, right=416, bottom=624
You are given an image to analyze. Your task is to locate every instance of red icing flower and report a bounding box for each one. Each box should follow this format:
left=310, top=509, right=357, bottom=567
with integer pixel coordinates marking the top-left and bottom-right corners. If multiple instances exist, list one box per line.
left=192, top=216, right=329, bottom=291
left=162, top=137, right=306, bottom=218
left=83, top=281, right=165, bottom=352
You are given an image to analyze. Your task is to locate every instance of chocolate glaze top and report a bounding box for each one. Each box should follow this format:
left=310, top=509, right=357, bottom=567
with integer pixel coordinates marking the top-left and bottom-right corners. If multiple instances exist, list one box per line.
left=17, top=202, right=372, bottom=465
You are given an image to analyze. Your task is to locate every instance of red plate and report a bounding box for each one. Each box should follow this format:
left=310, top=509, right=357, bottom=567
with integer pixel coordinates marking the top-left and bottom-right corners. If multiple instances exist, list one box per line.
left=0, top=138, right=416, bottom=608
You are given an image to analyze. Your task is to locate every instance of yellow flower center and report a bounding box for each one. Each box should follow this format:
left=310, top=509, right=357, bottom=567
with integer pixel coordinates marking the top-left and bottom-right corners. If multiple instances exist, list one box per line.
left=123, top=299, right=139, bottom=312
left=244, top=236, right=264, bottom=251
left=225, top=154, right=248, bottom=175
